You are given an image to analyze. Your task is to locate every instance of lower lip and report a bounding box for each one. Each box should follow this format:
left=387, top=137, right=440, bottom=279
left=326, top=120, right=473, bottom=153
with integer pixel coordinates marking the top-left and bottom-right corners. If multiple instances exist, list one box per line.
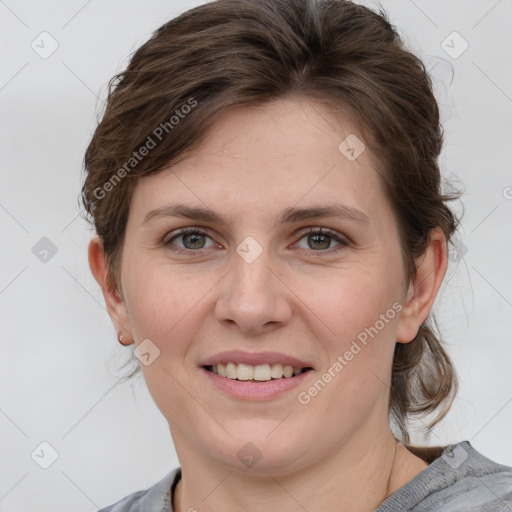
left=200, top=367, right=313, bottom=400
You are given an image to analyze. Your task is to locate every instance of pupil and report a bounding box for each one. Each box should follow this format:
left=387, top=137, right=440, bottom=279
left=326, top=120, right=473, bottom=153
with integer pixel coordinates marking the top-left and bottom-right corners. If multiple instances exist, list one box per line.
left=309, top=233, right=330, bottom=250
left=184, top=233, right=205, bottom=249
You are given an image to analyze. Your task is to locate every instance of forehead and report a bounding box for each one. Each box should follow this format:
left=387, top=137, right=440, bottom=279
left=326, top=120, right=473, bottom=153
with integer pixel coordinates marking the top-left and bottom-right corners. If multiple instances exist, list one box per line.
left=130, top=97, right=389, bottom=225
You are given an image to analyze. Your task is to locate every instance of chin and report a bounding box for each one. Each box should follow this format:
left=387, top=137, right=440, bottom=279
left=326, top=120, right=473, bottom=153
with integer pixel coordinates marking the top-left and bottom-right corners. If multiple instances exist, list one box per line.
left=210, top=428, right=308, bottom=472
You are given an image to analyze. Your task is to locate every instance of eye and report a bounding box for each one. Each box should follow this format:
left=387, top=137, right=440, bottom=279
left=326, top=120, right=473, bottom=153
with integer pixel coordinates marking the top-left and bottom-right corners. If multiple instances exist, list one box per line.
left=163, top=226, right=350, bottom=255
left=295, top=227, right=349, bottom=253
left=164, top=228, right=218, bottom=253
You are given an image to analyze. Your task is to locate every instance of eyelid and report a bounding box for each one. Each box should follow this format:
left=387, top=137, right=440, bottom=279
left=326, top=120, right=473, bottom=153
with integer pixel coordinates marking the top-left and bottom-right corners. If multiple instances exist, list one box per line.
left=163, top=226, right=214, bottom=242
left=294, top=226, right=350, bottom=243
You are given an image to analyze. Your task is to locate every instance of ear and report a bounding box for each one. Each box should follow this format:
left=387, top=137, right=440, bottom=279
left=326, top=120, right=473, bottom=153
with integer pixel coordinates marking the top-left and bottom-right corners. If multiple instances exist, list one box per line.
left=88, top=235, right=134, bottom=345
left=396, top=227, right=448, bottom=344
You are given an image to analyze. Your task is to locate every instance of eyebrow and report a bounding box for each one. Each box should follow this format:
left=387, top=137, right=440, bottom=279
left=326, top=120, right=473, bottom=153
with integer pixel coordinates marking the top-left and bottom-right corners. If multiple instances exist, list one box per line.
left=140, top=202, right=371, bottom=228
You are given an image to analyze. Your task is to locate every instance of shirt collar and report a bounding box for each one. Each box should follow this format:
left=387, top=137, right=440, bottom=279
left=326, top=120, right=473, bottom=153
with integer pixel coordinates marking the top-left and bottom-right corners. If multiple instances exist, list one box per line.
left=139, top=467, right=181, bottom=512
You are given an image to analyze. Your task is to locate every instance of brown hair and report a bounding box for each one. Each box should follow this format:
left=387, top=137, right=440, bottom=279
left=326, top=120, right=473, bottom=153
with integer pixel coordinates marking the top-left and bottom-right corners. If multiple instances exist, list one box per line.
left=81, top=0, right=462, bottom=443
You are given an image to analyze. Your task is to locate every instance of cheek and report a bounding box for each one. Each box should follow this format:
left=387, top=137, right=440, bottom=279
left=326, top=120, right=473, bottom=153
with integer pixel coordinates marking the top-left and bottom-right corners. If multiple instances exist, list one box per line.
left=300, top=261, right=402, bottom=345
left=293, top=260, right=403, bottom=412
left=124, top=265, right=205, bottom=421
left=123, top=256, right=203, bottom=341
left=298, top=276, right=400, bottom=426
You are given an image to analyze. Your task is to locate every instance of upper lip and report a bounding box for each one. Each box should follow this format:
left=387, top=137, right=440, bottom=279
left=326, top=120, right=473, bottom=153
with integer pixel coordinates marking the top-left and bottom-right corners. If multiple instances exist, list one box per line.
left=200, top=350, right=314, bottom=369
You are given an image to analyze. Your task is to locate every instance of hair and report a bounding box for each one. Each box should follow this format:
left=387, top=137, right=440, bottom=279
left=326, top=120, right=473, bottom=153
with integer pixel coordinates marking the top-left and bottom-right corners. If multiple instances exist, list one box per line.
left=80, top=0, right=462, bottom=443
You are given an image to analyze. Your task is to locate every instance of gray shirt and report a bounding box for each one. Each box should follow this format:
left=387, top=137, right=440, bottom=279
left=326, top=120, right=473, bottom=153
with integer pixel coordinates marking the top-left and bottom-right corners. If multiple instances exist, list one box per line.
left=98, top=441, right=512, bottom=511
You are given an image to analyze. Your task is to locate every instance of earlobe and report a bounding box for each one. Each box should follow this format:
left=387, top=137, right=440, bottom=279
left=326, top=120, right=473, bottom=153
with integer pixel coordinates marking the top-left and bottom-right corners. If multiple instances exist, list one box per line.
left=88, top=235, right=134, bottom=345
left=396, top=228, right=448, bottom=344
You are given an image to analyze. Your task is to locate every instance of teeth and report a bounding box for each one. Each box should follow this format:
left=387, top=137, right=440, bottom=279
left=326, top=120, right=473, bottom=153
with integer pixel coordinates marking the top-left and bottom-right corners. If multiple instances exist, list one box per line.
left=254, top=364, right=271, bottom=381
left=209, top=362, right=306, bottom=381
left=237, top=364, right=254, bottom=381
left=226, top=362, right=237, bottom=379
left=217, top=363, right=226, bottom=377
left=271, top=364, right=283, bottom=379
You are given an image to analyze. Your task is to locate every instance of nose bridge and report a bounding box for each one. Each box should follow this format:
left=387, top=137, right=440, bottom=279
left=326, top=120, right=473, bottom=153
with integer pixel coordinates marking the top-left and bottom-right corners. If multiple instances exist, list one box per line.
left=231, top=236, right=274, bottom=308
left=234, top=240, right=270, bottom=299
left=215, top=235, right=291, bottom=332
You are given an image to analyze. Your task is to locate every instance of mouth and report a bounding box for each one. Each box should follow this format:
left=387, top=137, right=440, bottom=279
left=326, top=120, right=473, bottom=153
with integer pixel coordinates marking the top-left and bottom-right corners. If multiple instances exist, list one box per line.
left=199, top=351, right=315, bottom=399
left=202, top=363, right=314, bottom=381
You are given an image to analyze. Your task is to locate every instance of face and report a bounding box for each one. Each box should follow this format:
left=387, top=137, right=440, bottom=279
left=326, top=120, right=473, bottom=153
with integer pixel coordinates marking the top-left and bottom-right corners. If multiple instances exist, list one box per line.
left=111, top=97, right=415, bottom=473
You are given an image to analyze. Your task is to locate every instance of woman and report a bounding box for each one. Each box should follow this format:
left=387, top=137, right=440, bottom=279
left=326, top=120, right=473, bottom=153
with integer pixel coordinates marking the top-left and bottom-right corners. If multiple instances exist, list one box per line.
left=82, top=0, right=512, bottom=510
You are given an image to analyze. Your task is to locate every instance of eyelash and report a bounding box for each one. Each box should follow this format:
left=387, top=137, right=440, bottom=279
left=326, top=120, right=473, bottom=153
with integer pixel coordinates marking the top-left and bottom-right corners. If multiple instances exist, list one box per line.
left=163, top=227, right=350, bottom=256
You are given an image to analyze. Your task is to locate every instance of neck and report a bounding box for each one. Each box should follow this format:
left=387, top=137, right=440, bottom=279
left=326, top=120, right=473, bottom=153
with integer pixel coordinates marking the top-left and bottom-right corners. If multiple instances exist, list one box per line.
left=172, top=428, right=427, bottom=512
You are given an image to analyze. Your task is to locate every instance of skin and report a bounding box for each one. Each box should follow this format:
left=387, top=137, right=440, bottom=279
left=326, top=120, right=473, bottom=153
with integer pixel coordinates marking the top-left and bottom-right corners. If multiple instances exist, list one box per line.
left=89, top=96, right=448, bottom=512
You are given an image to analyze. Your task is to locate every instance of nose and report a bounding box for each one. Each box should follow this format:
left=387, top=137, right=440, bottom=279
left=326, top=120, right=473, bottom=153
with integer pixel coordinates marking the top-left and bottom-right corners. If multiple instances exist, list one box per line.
left=215, top=244, right=292, bottom=335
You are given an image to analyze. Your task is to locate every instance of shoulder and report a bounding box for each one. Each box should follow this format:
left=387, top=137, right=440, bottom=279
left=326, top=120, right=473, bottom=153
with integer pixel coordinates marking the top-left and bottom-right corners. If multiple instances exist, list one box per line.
left=377, top=441, right=512, bottom=511
left=97, top=467, right=181, bottom=512
left=436, top=442, right=512, bottom=511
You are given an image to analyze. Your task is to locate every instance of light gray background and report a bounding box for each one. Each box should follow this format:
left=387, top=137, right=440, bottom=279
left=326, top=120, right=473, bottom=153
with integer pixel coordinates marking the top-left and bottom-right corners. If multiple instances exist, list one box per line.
left=1, top=0, right=511, bottom=510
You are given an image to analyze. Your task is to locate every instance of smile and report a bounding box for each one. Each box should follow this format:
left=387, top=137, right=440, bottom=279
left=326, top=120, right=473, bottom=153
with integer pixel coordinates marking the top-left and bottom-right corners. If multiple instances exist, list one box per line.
left=204, top=362, right=313, bottom=381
